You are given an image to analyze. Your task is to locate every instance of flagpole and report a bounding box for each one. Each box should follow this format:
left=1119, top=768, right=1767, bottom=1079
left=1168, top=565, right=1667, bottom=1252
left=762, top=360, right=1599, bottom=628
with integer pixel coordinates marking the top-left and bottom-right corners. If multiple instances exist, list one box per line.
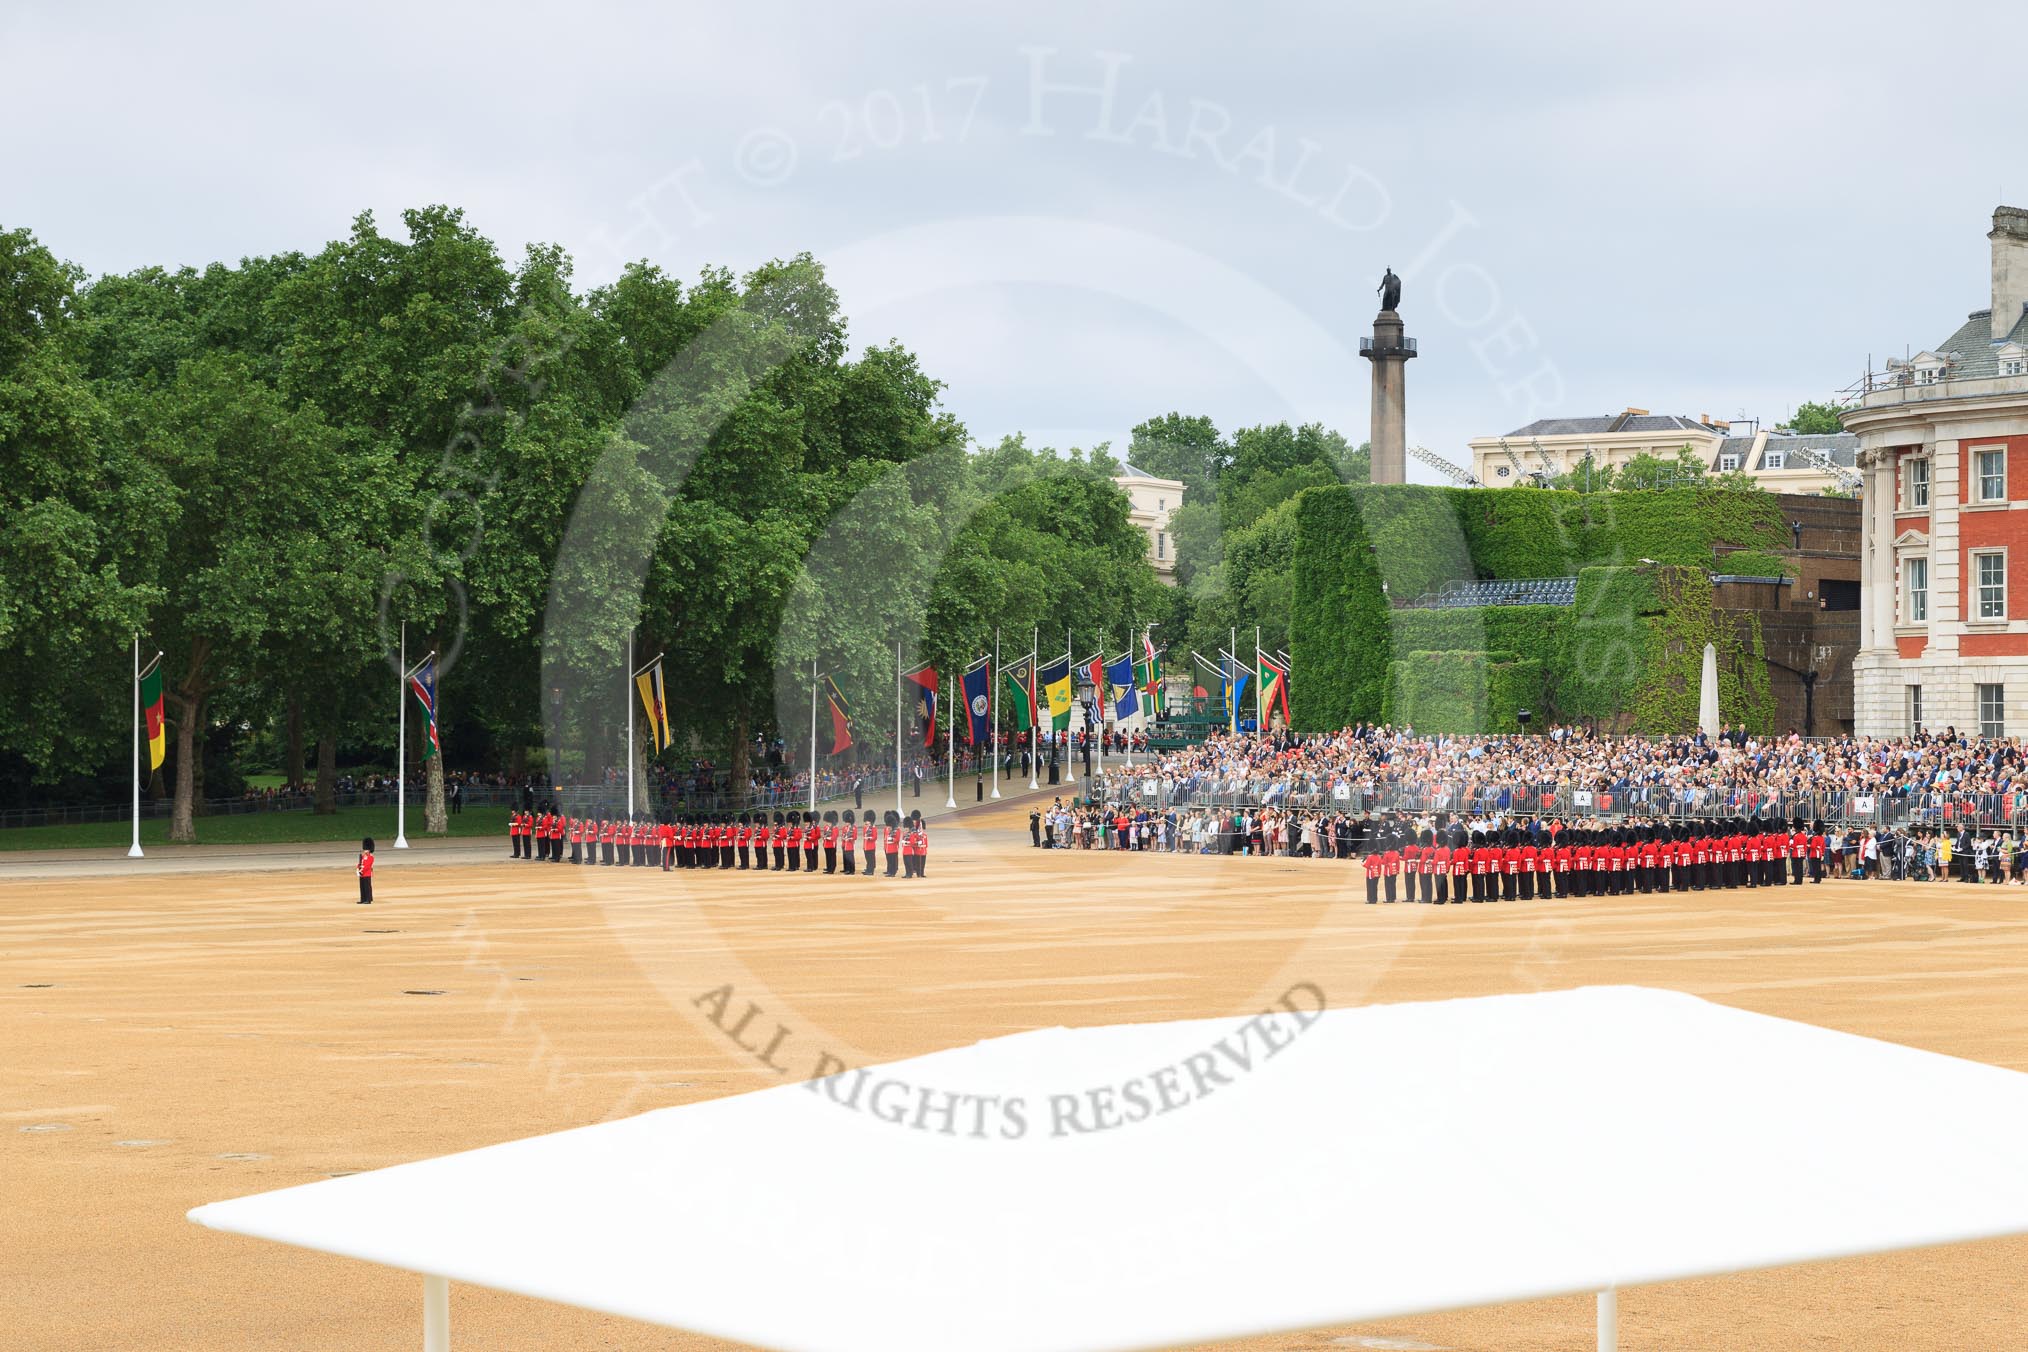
left=395, top=622, right=409, bottom=849
left=1063, top=627, right=1075, bottom=786
left=626, top=631, right=635, bottom=817
left=1124, top=624, right=1134, bottom=771
left=1230, top=626, right=1239, bottom=735
left=1028, top=627, right=1039, bottom=791
left=808, top=657, right=819, bottom=814
left=991, top=628, right=1002, bottom=800
left=1255, top=625, right=1264, bottom=733
left=943, top=666, right=957, bottom=809
left=128, top=634, right=143, bottom=859
left=1092, top=636, right=1103, bottom=790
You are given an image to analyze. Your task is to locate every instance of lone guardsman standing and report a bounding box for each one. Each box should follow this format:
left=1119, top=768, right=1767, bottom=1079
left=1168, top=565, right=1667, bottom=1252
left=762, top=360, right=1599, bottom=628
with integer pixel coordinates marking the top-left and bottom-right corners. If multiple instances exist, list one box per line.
left=356, top=837, right=375, bottom=905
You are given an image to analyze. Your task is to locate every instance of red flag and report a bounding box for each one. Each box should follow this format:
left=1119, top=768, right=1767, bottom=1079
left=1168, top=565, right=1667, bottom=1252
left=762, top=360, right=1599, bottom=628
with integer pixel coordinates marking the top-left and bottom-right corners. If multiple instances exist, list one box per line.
left=823, top=674, right=852, bottom=756
left=902, top=665, right=938, bottom=746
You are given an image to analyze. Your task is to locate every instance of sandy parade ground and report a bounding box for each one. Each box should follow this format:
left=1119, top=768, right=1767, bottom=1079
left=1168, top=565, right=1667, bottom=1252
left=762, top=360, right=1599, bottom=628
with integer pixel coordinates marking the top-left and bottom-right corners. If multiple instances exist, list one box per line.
left=9, top=788, right=2028, bottom=1351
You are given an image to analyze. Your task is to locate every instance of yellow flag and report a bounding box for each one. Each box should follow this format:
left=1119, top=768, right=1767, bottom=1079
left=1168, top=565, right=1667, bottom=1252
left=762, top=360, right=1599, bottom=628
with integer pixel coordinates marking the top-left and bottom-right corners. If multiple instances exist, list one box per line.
left=635, top=660, right=671, bottom=751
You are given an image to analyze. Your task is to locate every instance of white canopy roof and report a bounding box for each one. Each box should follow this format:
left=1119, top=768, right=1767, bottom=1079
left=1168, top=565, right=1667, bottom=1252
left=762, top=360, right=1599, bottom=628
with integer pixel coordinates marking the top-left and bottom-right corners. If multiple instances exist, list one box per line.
left=190, top=987, right=2028, bottom=1351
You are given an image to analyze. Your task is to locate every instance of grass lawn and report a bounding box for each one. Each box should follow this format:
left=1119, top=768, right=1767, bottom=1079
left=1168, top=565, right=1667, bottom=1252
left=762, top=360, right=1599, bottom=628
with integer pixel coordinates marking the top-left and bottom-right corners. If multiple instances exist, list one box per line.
left=0, top=805, right=509, bottom=852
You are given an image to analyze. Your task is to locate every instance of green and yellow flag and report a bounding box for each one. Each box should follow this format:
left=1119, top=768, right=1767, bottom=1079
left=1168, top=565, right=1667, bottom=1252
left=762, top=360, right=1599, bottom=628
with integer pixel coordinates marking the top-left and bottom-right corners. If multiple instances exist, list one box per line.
left=1038, top=655, right=1073, bottom=731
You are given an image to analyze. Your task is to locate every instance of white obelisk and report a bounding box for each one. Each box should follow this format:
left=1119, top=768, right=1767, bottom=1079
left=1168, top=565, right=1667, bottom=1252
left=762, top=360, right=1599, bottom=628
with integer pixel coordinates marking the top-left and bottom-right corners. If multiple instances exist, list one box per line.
left=1698, top=643, right=1720, bottom=737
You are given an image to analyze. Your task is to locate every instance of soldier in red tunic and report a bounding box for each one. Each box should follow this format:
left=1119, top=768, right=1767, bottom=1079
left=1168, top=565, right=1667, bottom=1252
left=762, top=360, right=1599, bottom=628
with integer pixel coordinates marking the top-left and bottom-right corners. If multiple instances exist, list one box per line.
left=861, top=810, right=879, bottom=877
left=840, top=810, right=857, bottom=875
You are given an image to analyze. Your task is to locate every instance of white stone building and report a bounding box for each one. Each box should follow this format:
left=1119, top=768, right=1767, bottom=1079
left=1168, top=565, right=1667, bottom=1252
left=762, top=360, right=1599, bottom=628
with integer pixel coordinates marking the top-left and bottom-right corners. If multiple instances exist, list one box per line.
left=1111, top=463, right=1185, bottom=583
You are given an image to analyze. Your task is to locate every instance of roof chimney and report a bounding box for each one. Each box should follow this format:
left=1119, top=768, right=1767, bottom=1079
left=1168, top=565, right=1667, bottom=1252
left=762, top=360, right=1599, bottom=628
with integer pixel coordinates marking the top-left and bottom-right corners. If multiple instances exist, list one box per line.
left=1991, top=205, right=2028, bottom=341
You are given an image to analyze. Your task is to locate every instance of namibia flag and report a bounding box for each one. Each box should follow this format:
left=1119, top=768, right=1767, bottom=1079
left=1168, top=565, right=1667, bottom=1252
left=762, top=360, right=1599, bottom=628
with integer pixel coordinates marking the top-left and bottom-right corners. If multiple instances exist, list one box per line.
left=408, top=655, right=440, bottom=759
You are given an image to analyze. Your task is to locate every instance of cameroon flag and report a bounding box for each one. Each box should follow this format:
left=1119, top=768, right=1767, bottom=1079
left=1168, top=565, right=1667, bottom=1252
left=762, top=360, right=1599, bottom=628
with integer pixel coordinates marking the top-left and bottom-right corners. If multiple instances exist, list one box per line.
left=1258, top=651, right=1290, bottom=724
left=139, top=656, right=166, bottom=770
left=1038, top=655, right=1073, bottom=731
left=1000, top=661, right=1036, bottom=733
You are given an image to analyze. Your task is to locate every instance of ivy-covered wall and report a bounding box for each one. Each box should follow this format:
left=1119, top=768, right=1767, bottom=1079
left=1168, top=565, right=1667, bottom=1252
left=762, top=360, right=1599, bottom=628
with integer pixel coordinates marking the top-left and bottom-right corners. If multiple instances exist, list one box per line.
left=1382, top=650, right=1544, bottom=734
left=1290, top=485, right=1787, bottom=733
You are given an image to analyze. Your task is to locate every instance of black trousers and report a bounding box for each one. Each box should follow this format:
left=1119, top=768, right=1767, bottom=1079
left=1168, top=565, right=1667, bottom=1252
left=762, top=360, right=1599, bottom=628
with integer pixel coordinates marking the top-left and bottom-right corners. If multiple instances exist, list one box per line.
left=805, top=845, right=819, bottom=871
left=1366, top=876, right=1379, bottom=904
left=864, top=847, right=877, bottom=874
left=843, top=849, right=855, bottom=875
left=1436, top=874, right=1449, bottom=904
left=786, top=844, right=799, bottom=871
left=358, top=876, right=372, bottom=904
left=571, top=840, right=581, bottom=865
left=886, top=851, right=899, bottom=877
left=825, top=847, right=837, bottom=874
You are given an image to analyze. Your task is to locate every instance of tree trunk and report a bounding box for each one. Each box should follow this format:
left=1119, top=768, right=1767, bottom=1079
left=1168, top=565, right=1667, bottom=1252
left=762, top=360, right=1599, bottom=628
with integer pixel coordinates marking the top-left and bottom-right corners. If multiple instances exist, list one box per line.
left=729, top=710, right=750, bottom=805
left=170, top=693, right=200, bottom=842
left=425, top=751, right=447, bottom=833
left=315, top=733, right=336, bottom=814
left=285, top=696, right=305, bottom=790
left=508, top=741, right=526, bottom=782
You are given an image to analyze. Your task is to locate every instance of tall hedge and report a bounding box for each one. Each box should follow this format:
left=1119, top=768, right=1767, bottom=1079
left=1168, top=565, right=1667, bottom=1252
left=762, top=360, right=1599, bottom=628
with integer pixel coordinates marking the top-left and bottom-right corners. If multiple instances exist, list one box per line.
left=1290, top=484, right=1788, bottom=730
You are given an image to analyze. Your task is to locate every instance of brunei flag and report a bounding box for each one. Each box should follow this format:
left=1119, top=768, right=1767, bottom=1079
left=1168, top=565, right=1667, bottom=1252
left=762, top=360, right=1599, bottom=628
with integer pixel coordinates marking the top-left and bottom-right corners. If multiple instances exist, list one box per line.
left=903, top=665, right=938, bottom=746
left=822, top=674, right=851, bottom=755
left=1038, top=655, right=1073, bottom=731
left=1000, top=659, right=1036, bottom=733
left=635, top=657, right=671, bottom=752
left=139, top=655, right=166, bottom=771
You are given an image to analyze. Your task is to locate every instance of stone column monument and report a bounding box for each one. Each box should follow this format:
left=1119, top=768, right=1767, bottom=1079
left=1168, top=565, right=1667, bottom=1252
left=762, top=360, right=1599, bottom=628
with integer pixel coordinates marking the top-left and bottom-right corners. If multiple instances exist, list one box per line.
left=1360, top=267, right=1415, bottom=485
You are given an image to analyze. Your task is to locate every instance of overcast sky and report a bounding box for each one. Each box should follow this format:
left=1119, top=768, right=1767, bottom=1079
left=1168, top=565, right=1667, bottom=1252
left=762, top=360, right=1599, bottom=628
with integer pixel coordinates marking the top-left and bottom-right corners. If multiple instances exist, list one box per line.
left=8, top=1, right=2026, bottom=477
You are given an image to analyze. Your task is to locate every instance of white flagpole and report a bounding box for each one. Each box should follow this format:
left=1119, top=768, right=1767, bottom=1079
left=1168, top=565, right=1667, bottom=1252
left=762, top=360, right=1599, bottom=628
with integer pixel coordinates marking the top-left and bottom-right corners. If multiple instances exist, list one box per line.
left=1230, top=625, right=1239, bottom=736
left=395, top=622, right=408, bottom=849
left=944, top=667, right=957, bottom=809
left=1062, top=627, right=1075, bottom=786
left=1255, top=625, right=1265, bottom=733
left=626, top=631, right=635, bottom=817
left=991, top=629, right=1002, bottom=800
left=1124, top=625, right=1134, bottom=771
left=1028, top=628, right=1040, bottom=791
left=1092, top=639, right=1103, bottom=788
left=128, top=635, right=143, bottom=858
left=895, top=639, right=904, bottom=815
left=808, top=657, right=819, bottom=814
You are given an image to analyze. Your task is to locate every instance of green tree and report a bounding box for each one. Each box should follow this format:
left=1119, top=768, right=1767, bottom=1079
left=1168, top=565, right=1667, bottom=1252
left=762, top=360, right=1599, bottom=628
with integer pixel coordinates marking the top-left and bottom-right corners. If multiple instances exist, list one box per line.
left=0, top=227, right=159, bottom=788
left=1780, top=401, right=1844, bottom=435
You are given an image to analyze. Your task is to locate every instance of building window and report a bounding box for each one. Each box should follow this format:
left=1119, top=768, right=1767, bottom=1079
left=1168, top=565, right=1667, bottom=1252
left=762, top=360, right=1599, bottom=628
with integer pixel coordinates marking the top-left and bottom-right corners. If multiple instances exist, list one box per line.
left=1157, top=498, right=1165, bottom=511
left=1908, top=685, right=1923, bottom=734
left=1156, top=532, right=1166, bottom=560
left=2003, top=358, right=2027, bottom=377
left=1719, top=454, right=1740, bottom=471
left=1977, top=447, right=2008, bottom=502
left=1979, top=683, right=2006, bottom=740
left=1764, top=451, right=1785, bottom=470
left=1905, top=556, right=1928, bottom=622
left=1975, top=550, right=2008, bottom=619
left=1917, top=366, right=1944, bottom=385
left=1906, top=458, right=1930, bottom=509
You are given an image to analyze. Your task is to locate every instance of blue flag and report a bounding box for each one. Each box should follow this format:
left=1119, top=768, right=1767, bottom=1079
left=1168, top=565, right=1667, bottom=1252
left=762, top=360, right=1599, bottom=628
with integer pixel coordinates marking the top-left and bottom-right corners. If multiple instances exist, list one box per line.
left=961, top=660, right=991, bottom=747
left=1106, top=654, right=1139, bottom=722
left=1230, top=670, right=1250, bottom=726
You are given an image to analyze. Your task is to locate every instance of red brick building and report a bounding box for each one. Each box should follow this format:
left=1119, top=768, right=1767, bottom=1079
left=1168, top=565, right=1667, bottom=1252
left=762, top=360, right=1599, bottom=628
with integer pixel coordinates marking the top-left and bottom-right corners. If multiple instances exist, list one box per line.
left=1847, top=206, right=2028, bottom=736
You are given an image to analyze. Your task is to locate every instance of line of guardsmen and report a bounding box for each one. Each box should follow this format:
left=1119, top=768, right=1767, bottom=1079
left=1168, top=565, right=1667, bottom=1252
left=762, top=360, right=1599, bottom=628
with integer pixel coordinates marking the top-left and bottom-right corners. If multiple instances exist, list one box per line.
left=1355, top=815, right=1829, bottom=905
left=506, top=806, right=931, bottom=878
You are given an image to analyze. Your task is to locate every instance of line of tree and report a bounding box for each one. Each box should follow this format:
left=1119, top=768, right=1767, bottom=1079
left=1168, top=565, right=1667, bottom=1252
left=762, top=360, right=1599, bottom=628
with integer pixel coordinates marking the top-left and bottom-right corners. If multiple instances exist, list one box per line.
left=1, top=209, right=1369, bottom=836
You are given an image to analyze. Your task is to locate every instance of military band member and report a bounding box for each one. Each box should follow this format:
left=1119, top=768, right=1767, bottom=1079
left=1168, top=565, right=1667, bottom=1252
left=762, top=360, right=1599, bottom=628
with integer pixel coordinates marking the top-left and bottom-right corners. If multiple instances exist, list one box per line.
left=802, top=811, right=821, bottom=872
left=822, top=811, right=840, bottom=874
left=861, top=810, right=878, bottom=877
left=1362, top=845, right=1382, bottom=904
left=840, top=810, right=856, bottom=875
left=884, top=810, right=902, bottom=877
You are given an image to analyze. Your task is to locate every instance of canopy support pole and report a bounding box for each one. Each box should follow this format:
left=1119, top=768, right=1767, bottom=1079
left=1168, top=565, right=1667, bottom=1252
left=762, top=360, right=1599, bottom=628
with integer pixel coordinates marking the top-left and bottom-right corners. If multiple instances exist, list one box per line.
left=1597, top=1286, right=1616, bottom=1352
left=424, top=1274, right=449, bottom=1351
